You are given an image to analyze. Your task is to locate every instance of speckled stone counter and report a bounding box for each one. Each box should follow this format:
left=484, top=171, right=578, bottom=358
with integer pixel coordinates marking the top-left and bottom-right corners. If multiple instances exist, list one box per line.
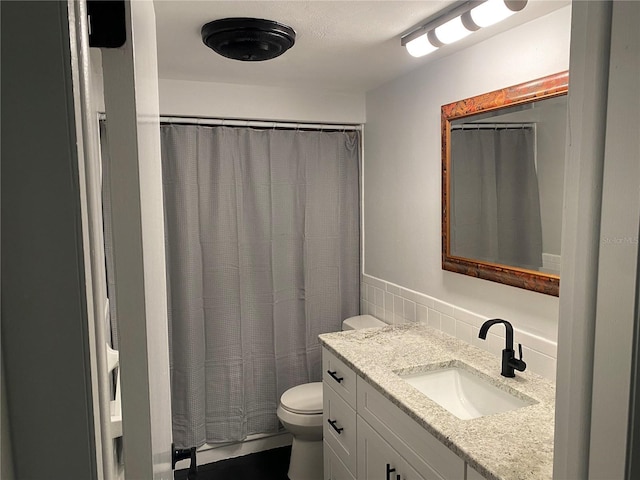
left=319, top=323, right=555, bottom=480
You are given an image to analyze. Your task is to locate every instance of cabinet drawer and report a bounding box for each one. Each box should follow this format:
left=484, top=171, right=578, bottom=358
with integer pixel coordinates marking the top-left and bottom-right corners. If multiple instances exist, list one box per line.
left=357, top=377, right=465, bottom=480
left=324, top=441, right=356, bottom=480
left=323, top=348, right=357, bottom=407
left=324, top=381, right=357, bottom=475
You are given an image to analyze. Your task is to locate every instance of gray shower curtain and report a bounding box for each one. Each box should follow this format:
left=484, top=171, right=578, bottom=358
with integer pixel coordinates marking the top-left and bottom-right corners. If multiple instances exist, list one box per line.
left=161, top=125, right=360, bottom=448
left=450, top=127, right=543, bottom=270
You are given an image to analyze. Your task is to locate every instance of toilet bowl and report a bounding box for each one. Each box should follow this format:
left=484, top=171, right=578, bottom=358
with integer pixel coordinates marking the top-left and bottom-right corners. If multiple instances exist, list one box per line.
left=277, top=382, right=324, bottom=480
left=277, top=315, right=385, bottom=480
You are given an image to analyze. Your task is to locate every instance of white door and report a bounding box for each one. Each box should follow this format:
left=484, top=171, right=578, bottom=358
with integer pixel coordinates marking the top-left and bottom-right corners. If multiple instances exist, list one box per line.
left=99, top=1, right=173, bottom=479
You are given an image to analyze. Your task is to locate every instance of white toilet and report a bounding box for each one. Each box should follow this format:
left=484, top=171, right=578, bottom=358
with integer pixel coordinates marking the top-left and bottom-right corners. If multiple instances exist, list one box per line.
left=277, top=314, right=386, bottom=480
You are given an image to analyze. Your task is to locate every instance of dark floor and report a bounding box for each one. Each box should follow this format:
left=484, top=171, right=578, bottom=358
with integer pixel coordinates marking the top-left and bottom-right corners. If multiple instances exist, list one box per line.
left=174, top=446, right=292, bottom=480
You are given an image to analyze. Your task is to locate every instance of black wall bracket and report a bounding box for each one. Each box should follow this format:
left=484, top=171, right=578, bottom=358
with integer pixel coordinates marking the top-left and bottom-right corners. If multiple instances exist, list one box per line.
left=87, top=0, right=126, bottom=48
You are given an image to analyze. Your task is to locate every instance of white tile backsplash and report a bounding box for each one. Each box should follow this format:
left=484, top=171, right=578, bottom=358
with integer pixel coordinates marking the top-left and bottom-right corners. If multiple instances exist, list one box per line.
left=486, top=332, right=505, bottom=358
left=440, top=314, right=456, bottom=336
left=427, top=308, right=441, bottom=330
left=513, top=330, right=558, bottom=358
left=361, top=276, right=558, bottom=381
left=455, top=321, right=473, bottom=345
left=453, top=307, right=486, bottom=328
left=374, top=287, right=384, bottom=307
left=470, top=326, right=486, bottom=351
left=417, top=304, right=429, bottom=324
left=384, top=292, right=394, bottom=312
left=403, top=298, right=416, bottom=322
left=364, top=276, right=386, bottom=290
left=433, top=299, right=455, bottom=317
left=400, top=288, right=421, bottom=304
left=521, top=346, right=557, bottom=381
left=393, top=295, right=403, bottom=320
left=386, top=283, right=401, bottom=296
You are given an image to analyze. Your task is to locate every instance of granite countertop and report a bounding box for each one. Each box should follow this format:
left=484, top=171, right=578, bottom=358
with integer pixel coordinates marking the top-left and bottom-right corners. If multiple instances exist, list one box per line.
left=318, top=323, right=555, bottom=480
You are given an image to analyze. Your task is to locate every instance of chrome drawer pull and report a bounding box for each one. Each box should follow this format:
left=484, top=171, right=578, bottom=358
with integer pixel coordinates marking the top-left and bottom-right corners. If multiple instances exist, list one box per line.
left=327, top=418, right=344, bottom=434
left=327, top=370, right=344, bottom=383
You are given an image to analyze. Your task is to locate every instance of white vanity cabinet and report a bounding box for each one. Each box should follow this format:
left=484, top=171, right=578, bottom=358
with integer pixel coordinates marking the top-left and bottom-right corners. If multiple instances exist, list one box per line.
left=322, top=347, right=483, bottom=480
left=323, top=349, right=358, bottom=480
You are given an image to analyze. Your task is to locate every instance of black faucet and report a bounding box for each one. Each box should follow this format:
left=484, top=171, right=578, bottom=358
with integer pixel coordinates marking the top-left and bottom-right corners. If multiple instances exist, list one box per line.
left=478, top=319, right=527, bottom=378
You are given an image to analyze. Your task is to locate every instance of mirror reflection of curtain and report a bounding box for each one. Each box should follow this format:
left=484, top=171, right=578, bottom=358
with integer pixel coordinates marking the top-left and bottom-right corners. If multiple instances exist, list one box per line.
left=161, top=124, right=361, bottom=448
left=450, top=127, right=543, bottom=270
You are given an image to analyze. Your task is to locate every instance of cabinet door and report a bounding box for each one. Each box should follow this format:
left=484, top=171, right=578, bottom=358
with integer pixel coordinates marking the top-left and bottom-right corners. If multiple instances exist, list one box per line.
left=325, top=441, right=356, bottom=480
left=357, top=416, right=431, bottom=480
left=466, top=464, right=487, bottom=480
left=357, top=377, right=464, bottom=480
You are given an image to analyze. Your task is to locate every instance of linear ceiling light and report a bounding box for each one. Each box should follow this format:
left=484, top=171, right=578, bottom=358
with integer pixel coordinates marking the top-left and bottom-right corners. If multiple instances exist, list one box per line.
left=434, top=15, right=473, bottom=45
left=470, top=0, right=527, bottom=28
left=405, top=35, right=439, bottom=57
left=401, top=0, right=527, bottom=58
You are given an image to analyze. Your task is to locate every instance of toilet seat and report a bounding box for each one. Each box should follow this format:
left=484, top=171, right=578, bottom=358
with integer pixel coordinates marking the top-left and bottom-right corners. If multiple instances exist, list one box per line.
left=280, top=382, right=323, bottom=414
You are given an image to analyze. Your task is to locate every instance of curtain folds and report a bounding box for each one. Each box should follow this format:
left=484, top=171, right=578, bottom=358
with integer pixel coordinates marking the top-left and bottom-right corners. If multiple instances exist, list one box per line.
left=161, top=125, right=360, bottom=448
left=450, top=127, right=543, bottom=270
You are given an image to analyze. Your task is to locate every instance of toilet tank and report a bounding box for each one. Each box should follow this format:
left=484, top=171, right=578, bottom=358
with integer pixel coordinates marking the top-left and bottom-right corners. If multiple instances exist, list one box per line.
left=342, top=315, right=386, bottom=331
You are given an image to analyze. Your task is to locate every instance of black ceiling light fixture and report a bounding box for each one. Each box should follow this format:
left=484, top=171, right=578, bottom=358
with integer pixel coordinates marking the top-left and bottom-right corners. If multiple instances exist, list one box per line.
left=201, top=18, right=296, bottom=62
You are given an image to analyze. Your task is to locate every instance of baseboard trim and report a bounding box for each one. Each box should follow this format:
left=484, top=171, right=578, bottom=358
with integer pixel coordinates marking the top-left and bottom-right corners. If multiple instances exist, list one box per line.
left=174, top=432, right=293, bottom=469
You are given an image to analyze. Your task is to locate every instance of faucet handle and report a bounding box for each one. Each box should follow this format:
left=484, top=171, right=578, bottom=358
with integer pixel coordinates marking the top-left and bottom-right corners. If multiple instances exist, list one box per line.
left=512, top=343, right=527, bottom=373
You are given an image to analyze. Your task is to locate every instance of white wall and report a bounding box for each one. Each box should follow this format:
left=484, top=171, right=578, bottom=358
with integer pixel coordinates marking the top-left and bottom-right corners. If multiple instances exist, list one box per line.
left=362, top=6, right=571, bottom=377
left=92, top=51, right=366, bottom=125
left=159, top=79, right=365, bottom=124
left=101, top=1, right=174, bottom=477
left=588, top=1, right=640, bottom=476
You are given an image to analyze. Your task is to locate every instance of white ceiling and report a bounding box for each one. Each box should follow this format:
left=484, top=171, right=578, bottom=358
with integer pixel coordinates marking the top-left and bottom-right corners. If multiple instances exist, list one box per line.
left=154, top=0, right=569, bottom=93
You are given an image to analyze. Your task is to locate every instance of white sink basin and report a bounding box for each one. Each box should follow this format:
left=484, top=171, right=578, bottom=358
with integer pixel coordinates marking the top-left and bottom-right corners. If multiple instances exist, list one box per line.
left=399, top=364, right=535, bottom=420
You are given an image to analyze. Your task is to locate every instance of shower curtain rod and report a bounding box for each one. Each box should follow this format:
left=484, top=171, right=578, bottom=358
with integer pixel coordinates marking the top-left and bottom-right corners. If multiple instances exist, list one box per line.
left=451, top=122, right=534, bottom=130
left=161, top=116, right=362, bottom=131
left=98, top=113, right=362, bottom=131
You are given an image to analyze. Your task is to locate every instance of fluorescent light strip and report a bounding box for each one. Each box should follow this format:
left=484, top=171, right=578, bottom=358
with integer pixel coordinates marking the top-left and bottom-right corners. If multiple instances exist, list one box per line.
left=406, top=34, right=438, bottom=58
left=402, top=0, right=528, bottom=58
left=470, top=0, right=519, bottom=28
left=434, top=16, right=472, bottom=45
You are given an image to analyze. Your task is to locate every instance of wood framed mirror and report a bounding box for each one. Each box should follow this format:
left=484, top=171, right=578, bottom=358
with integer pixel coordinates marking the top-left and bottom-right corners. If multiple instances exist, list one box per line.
left=442, top=71, right=568, bottom=296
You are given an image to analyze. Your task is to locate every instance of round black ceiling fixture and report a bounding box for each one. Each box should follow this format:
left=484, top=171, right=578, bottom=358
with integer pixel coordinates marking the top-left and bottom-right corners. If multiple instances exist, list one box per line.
left=201, top=18, right=296, bottom=62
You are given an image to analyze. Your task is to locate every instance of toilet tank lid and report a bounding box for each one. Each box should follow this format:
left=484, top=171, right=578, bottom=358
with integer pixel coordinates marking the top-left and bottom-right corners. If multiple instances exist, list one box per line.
left=342, top=315, right=386, bottom=330
left=280, top=382, right=323, bottom=414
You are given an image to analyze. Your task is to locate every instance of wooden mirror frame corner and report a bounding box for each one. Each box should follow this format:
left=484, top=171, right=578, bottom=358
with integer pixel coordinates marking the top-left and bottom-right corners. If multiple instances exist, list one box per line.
left=441, top=71, right=569, bottom=296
